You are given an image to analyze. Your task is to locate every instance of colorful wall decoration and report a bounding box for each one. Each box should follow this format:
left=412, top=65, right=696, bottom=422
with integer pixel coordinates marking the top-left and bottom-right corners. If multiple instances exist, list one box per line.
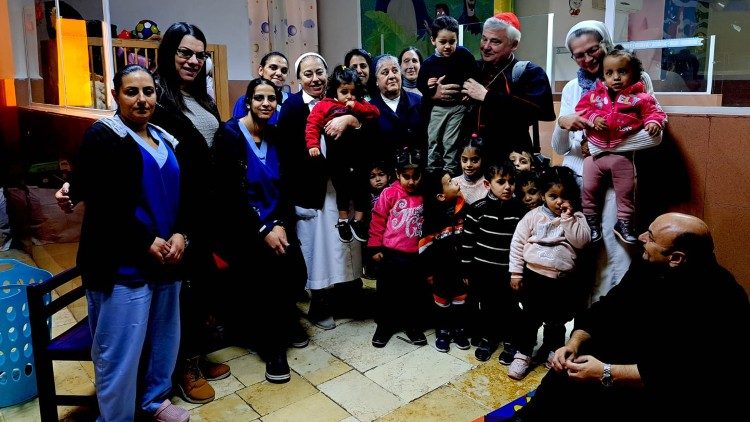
left=359, top=0, right=493, bottom=59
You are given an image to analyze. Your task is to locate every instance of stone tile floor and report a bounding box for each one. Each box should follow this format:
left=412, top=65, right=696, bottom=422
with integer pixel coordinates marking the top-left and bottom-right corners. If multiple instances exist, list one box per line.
left=1, top=244, right=552, bottom=421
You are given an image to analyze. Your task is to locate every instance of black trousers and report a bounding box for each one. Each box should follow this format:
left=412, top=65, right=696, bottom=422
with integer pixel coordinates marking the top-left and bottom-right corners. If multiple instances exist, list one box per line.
left=375, top=249, right=430, bottom=332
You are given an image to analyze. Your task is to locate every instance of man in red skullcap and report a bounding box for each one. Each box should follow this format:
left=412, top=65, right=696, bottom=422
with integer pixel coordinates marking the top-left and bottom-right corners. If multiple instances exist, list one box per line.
left=435, top=12, right=556, bottom=163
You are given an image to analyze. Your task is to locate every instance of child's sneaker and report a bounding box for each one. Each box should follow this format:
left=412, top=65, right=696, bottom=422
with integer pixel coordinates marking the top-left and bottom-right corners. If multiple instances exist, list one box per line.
left=452, top=328, right=470, bottom=350
left=614, top=219, right=638, bottom=244
left=498, top=343, right=516, bottom=366
left=336, top=220, right=353, bottom=243
left=435, top=329, right=451, bottom=352
left=350, top=219, right=369, bottom=242
left=585, top=214, right=602, bottom=243
left=508, top=352, right=532, bottom=380
left=474, top=338, right=497, bottom=362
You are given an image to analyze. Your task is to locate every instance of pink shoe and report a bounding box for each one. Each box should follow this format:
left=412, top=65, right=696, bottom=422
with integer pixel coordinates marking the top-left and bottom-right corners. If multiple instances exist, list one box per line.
left=154, top=400, right=189, bottom=422
left=508, top=352, right=531, bottom=380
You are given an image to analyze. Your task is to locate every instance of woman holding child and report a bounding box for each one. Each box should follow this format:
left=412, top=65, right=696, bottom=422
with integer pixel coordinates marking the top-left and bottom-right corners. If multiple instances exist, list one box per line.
left=277, top=52, right=365, bottom=330
left=551, top=21, right=663, bottom=302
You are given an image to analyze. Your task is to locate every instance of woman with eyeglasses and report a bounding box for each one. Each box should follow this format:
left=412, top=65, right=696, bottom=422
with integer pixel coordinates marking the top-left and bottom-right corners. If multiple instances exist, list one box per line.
left=212, top=78, right=307, bottom=384
left=151, top=22, right=228, bottom=405
left=551, top=21, right=662, bottom=304
left=231, top=51, right=290, bottom=119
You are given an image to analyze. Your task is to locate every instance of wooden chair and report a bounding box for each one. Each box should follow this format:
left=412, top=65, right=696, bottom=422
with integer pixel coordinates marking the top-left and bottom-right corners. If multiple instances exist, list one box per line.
left=26, top=266, right=97, bottom=421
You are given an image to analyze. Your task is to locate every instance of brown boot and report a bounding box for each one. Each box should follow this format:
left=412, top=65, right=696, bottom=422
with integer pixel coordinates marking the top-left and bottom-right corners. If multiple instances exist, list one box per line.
left=199, top=357, right=231, bottom=381
left=177, top=357, right=215, bottom=404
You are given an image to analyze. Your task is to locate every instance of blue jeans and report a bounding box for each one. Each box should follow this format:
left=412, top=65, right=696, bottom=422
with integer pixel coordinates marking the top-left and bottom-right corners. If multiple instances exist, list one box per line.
left=87, top=281, right=181, bottom=421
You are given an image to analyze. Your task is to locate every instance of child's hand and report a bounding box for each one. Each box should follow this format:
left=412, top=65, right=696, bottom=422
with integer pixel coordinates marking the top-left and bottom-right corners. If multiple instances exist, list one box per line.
left=645, top=122, right=661, bottom=136
left=427, top=77, right=439, bottom=88
left=510, top=275, right=523, bottom=291
left=309, top=147, right=320, bottom=157
left=372, top=252, right=384, bottom=262
left=560, top=201, right=573, bottom=219
left=345, top=100, right=356, bottom=109
left=593, top=116, right=608, bottom=131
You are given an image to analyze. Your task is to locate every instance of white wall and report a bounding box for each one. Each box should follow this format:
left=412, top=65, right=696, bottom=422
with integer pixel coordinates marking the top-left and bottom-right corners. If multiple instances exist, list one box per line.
left=318, top=0, right=361, bottom=66
left=9, top=0, right=35, bottom=78
left=109, top=0, right=251, bottom=80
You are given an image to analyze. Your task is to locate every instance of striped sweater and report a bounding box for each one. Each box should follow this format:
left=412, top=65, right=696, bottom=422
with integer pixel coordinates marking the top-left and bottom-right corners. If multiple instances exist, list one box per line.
left=461, top=193, right=525, bottom=276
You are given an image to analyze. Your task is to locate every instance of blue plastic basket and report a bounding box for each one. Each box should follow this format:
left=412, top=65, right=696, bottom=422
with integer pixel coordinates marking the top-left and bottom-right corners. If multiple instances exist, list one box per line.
left=0, top=258, right=52, bottom=408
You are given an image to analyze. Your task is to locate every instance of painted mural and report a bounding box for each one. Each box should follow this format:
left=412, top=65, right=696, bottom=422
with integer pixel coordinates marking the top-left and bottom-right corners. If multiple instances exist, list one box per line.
left=359, top=0, right=493, bottom=58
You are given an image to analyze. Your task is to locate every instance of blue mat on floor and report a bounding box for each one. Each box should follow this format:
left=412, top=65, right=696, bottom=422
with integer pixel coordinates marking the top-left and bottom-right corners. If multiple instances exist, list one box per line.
left=478, top=390, right=535, bottom=421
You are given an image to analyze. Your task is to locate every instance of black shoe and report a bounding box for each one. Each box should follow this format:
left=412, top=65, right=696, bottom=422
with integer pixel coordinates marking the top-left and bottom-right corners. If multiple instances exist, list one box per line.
left=290, top=324, right=309, bottom=348
left=474, top=338, right=498, bottom=362
left=435, top=329, right=451, bottom=353
left=470, top=336, right=483, bottom=348
left=404, top=329, right=427, bottom=346
left=613, top=219, right=639, bottom=245
left=452, top=328, right=470, bottom=350
left=265, top=354, right=291, bottom=384
left=336, top=220, right=353, bottom=243
left=372, top=325, right=393, bottom=348
left=585, top=214, right=602, bottom=243
left=350, top=219, right=369, bottom=242
left=498, top=342, right=517, bottom=365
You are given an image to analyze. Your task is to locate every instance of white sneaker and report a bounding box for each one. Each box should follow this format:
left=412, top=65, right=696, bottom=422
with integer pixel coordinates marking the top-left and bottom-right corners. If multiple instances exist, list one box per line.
left=508, top=352, right=531, bottom=380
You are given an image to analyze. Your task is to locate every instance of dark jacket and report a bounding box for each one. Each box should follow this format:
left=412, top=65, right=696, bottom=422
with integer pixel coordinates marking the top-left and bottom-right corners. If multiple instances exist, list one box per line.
left=71, top=119, right=185, bottom=290
left=151, top=89, right=221, bottom=243
left=369, top=90, right=426, bottom=164
left=212, top=118, right=297, bottom=265
left=470, top=57, right=556, bottom=162
left=276, top=91, right=330, bottom=209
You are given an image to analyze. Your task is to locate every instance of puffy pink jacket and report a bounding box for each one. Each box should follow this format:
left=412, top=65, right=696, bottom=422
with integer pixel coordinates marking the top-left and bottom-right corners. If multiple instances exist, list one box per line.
left=368, top=181, right=423, bottom=253
left=575, top=80, right=667, bottom=151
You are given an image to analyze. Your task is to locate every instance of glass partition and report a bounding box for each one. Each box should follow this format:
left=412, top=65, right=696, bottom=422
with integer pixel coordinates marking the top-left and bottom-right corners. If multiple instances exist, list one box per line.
left=613, top=0, right=750, bottom=105
left=22, top=0, right=109, bottom=109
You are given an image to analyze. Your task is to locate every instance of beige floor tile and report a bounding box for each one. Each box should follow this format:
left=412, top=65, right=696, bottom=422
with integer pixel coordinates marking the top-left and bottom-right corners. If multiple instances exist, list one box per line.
left=365, top=345, right=472, bottom=403
left=210, top=374, right=246, bottom=400
left=206, top=346, right=249, bottom=364
left=378, top=385, right=490, bottom=422
left=288, top=344, right=352, bottom=385
left=339, top=417, right=361, bottom=422
left=1, top=398, right=41, bottom=422
left=318, top=370, right=401, bottom=422
left=52, top=361, right=95, bottom=396
left=450, top=361, right=546, bottom=410
left=425, top=332, right=486, bottom=366
left=189, top=393, right=259, bottom=421
left=260, top=392, right=349, bottom=422
left=312, top=320, right=419, bottom=372
left=51, top=306, right=76, bottom=328
left=236, top=373, right=317, bottom=416
left=51, top=321, right=75, bottom=338
left=170, top=395, right=203, bottom=411
left=226, top=352, right=266, bottom=387
left=80, top=361, right=95, bottom=383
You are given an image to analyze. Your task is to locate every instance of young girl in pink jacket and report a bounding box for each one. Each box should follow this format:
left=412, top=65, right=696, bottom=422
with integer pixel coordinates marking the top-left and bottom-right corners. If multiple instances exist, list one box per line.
left=368, top=147, right=426, bottom=348
left=507, top=166, right=591, bottom=380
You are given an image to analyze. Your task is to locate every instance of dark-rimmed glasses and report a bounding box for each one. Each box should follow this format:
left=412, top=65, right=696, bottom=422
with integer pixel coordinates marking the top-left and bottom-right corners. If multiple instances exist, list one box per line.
left=176, top=47, right=209, bottom=61
left=571, top=45, right=601, bottom=61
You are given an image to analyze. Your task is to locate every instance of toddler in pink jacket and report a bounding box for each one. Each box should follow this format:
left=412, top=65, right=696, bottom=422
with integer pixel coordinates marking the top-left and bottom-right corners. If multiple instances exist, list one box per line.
left=575, top=46, right=667, bottom=245
left=507, top=166, right=590, bottom=380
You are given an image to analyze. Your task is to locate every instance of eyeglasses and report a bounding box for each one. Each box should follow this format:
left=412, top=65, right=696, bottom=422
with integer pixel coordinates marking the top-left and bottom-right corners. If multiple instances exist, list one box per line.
left=252, top=94, right=277, bottom=102
left=176, top=47, right=209, bottom=61
left=571, top=44, right=601, bottom=61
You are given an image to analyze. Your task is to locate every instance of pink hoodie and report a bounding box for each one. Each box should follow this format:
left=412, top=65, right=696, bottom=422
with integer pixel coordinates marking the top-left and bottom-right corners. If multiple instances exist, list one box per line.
left=368, top=181, right=424, bottom=253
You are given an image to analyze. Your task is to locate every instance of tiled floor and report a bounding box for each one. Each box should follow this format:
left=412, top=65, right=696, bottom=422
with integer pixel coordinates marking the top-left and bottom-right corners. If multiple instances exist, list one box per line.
left=1, top=243, right=551, bottom=422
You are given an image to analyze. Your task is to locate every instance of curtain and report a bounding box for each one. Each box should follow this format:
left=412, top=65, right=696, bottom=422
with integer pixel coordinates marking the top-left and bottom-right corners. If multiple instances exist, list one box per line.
left=248, top=0, right=318, bottom=93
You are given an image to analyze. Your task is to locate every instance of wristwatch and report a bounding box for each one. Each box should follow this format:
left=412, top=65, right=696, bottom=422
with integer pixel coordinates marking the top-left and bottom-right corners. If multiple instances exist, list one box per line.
left=601, top=363, right=613, bottom=387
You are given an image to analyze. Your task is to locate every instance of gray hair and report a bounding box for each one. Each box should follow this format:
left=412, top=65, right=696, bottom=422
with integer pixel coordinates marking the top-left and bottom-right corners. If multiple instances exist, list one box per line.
left=374, top=54, right=400, bottom=75
left=483, top=17, right=521, bottom=43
